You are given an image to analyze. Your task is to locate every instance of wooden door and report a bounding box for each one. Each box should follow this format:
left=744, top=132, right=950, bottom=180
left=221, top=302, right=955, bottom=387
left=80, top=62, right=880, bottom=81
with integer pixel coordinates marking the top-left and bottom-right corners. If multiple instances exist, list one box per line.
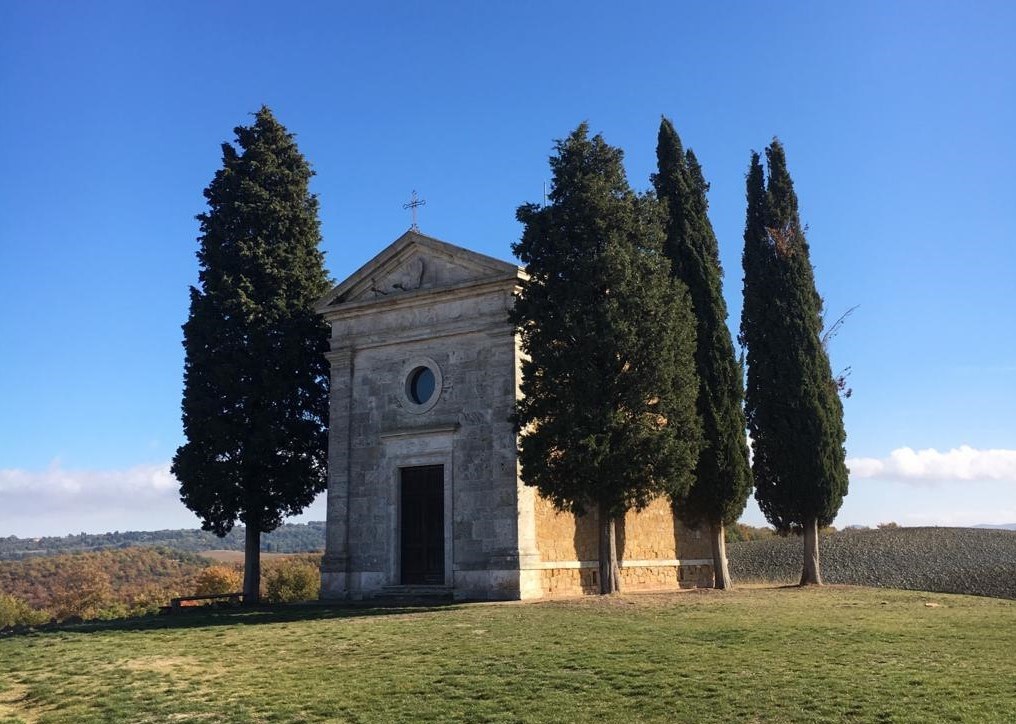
left=400, top=465, right=445, bottom=585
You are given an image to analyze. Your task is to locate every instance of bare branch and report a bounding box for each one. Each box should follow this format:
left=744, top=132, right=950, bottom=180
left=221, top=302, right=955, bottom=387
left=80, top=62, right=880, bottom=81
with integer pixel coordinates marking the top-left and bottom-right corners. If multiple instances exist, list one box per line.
left=821, top=305, right=859, bottom=348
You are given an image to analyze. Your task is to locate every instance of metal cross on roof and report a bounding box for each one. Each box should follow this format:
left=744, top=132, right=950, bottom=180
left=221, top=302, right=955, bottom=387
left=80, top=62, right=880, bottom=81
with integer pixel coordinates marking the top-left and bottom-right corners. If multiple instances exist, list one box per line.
left=402, top=190, right=426, bottom=231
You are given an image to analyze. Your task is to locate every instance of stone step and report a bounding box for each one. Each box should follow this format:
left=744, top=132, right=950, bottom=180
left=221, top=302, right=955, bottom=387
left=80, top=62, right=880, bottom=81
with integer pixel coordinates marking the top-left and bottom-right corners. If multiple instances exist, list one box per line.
left=374, top=585, right=454, bottom=603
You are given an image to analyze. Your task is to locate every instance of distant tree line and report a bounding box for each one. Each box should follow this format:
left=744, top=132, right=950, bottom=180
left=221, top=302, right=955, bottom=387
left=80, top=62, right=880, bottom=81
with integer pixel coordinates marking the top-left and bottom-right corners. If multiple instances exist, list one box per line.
left=0, top=521, right=325, bottom=561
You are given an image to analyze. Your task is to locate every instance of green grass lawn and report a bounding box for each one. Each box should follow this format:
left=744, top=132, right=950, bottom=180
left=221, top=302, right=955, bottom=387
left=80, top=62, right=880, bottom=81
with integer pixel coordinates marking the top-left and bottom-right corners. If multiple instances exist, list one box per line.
left=1, top=586, right=1014, bottom=723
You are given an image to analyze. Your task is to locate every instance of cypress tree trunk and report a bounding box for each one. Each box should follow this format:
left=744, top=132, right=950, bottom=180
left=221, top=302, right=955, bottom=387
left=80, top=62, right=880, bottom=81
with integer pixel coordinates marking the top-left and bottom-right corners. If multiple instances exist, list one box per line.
left=710, top=520, right=732, bottom=590
left=598, top=502, right=621, bottom=594
left=800, top=518, right=823, bottom=586
left=243, top=524, right=261, bottom=605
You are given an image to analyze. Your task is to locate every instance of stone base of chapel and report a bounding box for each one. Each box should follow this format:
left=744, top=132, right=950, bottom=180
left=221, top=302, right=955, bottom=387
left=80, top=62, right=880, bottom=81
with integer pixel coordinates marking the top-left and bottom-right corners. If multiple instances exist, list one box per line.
left=319, top=493, right=719, bottom=601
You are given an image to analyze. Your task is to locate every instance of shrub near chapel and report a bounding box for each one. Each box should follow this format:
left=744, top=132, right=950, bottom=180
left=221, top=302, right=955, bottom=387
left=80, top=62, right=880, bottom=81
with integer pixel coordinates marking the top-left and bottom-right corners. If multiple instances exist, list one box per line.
left=194, top=565, right=244, bottom=597
left=265, top=560, right=320, bottom=603
left=0, top=594, right=49, bottom=628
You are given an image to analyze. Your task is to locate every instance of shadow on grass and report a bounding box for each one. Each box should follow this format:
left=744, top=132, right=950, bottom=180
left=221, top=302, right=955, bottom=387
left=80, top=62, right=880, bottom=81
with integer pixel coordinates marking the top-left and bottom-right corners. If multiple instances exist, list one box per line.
left=4, top=601, right=466, bottom=639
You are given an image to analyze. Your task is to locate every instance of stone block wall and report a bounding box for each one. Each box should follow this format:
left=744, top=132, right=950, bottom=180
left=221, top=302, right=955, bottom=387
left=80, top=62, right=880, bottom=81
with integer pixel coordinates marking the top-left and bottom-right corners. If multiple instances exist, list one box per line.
left=338, top=325, right=522, bottom=596
left=538, top=565, right=697, bottom=595
left=540, top=568, right=600, bottom=596
left=533, top=494, right=598, bottom=562
left=678, top=563, right=715, bottom=588
left=531, top=493, right=714, bottom=596
left=320, top=245, right=528, bottom=600
left=319, top=235, right=721, bottom=601
left=621, top=498, right=680, bottom=560
left=675, top=519, right=713, bottom=560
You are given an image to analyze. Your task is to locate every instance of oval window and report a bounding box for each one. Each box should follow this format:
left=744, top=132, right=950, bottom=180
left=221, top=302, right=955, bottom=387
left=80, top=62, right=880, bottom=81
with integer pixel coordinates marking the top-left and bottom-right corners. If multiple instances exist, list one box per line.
left=407, top=366, right=436, bottom=405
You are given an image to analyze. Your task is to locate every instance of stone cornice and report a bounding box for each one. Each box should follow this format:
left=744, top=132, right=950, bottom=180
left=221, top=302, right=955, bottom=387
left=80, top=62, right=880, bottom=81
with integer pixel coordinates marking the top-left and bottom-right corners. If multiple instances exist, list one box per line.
left=379, top=423, right=460, bottom=441
left=324, top=348, right=353, bottom=365
left=347, top=319, right=515, bottom=352
left=320, top=274, right=519, bottom=323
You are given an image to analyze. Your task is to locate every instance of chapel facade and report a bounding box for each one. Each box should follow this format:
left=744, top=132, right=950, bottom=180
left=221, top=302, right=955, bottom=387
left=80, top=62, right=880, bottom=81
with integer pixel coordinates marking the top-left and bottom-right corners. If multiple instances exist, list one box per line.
left=316, top=230, right=714, bottom=601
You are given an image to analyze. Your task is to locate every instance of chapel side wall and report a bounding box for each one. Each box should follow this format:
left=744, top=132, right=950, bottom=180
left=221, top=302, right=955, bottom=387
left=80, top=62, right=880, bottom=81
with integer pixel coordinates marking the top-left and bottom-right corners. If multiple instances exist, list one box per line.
left=533, top=495, right=715, bottom=595
left=533, top=495, right=599, bottom=595
left=674, top=518, right=716, bottom=588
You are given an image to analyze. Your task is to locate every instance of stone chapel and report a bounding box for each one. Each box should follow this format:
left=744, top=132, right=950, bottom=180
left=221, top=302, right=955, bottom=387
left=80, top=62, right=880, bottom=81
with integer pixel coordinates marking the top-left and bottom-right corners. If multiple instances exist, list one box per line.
left=316, top=230, right=715, bottom=600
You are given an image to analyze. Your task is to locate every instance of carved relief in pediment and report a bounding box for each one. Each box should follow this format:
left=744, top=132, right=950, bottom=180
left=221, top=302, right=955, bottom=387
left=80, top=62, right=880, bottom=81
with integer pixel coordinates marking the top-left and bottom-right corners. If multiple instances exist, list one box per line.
left=357, top=252, right=485, bottom=301
left=318, top=232, right=522, bottom=310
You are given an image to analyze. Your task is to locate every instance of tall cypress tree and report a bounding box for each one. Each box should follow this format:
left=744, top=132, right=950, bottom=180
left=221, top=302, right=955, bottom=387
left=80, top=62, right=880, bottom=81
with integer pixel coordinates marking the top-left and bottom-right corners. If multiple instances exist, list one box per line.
left=739, top=140, right=848, bottom=585
left=172, top=107, right=331, bottom=604
left=511, top=124, right=701, bottom=594
left=652, top=118, right=752, bottom=589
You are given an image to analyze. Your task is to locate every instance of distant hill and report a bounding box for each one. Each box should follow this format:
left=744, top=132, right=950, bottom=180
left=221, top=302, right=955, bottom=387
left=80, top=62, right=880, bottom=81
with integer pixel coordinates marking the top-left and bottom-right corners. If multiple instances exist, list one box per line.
left=974, top=523, right=1016, bottom=531
left=0, top=521, right=325, bottom=560
left=728, top=526, right=1016, bottom=600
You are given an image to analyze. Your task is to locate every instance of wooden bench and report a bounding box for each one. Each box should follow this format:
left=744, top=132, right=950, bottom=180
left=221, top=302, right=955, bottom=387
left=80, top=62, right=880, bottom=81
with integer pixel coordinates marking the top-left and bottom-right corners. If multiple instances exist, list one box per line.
left=169, top=592, right=243, bottom=612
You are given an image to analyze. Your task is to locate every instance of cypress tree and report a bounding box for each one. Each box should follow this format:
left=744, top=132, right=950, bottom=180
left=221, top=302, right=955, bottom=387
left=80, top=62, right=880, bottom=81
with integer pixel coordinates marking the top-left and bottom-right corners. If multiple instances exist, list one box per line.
left=739, top=140, right=849, bottom=585
left=511, top=124, right=701, bottom=594
left=172, top=107, right=331, bottom=604
left=652, top=118, right=752, bottom=589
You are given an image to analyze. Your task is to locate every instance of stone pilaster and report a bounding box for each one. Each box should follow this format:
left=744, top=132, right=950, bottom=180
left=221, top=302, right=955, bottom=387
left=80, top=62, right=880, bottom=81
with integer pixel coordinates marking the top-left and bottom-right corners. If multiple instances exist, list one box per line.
left=512, top=330, right=543, bottom=598
left=320, top=345, right=353, bottom=598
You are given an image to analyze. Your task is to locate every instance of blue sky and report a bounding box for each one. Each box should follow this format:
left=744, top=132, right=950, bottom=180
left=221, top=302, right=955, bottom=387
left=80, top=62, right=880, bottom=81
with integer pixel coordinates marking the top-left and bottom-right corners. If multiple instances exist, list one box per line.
left=1, top=1, right=1014, bottom=536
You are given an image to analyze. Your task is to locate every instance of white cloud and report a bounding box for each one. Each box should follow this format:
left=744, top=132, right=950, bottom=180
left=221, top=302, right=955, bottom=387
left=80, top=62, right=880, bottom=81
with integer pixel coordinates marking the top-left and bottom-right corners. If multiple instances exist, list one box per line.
left=0, top=460, right=194, bottom=537
left=0, top=460, right=326, bottom=538
left=900, top=507, right=1016, bottom=527
left=0, top=460, right=178, bottom=508
left=847, top=445, right=1016, bottom=485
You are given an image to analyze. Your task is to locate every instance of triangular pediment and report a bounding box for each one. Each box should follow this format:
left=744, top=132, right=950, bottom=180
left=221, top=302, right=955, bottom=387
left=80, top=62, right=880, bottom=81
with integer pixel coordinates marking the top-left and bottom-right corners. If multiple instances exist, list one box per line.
left=317, top=230, right=521, bottom=311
